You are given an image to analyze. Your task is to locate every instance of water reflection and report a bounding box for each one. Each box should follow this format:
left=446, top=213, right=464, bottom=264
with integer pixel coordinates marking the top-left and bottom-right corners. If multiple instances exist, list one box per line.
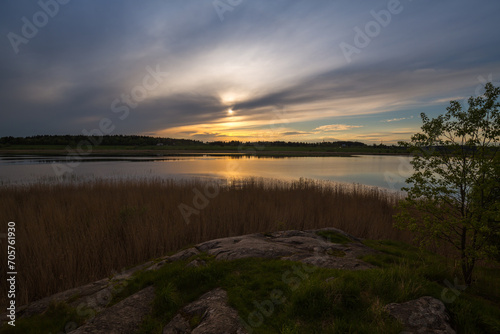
left=0, top=155, right=412, bottom=191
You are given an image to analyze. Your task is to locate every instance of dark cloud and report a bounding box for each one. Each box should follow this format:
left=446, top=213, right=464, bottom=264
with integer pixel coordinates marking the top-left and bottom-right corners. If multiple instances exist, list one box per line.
left=0, top=0, right=499, bottom=139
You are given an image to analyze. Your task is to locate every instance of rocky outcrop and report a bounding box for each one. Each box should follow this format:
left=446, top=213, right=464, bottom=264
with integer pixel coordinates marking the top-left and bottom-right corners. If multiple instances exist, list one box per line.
left=2, top=229, right=459, bottom=333
left=71, top=286, right=155, bottom=334
left=162, top=288, right=247, bottom=334
left=2, top=228, right=377, bottom=333
left=193, top=228, right=375, bottom=270
left=385, top=296, right=456, bottom=334
left=15, top=260, right=155, bottom=320
left=15, top=278, right=111, bottom=319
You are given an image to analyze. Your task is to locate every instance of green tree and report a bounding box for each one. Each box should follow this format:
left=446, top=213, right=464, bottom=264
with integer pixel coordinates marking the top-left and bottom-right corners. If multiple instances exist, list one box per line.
left=395, top=83, right=500, bottom=286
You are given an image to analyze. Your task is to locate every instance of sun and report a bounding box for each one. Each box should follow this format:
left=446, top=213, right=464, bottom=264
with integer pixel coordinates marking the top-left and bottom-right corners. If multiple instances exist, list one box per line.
left=228, top=108, right=234, bottom=115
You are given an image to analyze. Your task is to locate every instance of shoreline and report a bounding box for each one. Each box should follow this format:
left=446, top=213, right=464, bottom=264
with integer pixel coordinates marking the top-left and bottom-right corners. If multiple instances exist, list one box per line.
left=0, top=148, right=410, bottom=158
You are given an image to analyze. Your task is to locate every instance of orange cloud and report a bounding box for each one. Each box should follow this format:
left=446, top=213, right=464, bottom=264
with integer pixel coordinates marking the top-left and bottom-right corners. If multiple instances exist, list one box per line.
left=314, top=124, right=363, bottom=132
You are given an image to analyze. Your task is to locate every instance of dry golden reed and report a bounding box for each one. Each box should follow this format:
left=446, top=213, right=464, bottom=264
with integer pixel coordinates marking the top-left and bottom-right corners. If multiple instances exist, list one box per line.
left=0, top=177, right=410, bottom=306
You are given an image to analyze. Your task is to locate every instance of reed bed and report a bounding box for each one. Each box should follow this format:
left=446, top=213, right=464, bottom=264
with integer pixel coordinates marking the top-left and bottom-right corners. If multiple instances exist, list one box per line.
left=0, top=177, right=410, bottom=306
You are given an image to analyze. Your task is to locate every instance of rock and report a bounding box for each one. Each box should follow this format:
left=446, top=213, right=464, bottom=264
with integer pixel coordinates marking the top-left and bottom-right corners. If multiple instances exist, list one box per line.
left=14, top=260, right=154, bottom=320
left=71, top=286, right=155, bottom=334
left=163, top=314, right=191, bottom=333
left=148, top=259, right=169, bottom=271
left=16, top=278, right=110, bottom=319
left=148, top=248, right=200, bottom=271
left=110, top=261, right=155, bottom=281
left=196, top=234, right=296, bottom=260
left=192, top=229, right=376, bottom=270
left=384, top=296, right=456, bottom=334
left=162, top=288, right=247, bottom=334
left=169, top=248, right=200, bottom=262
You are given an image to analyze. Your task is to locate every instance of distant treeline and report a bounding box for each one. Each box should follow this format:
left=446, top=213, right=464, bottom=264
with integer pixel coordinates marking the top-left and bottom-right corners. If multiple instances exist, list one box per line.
left=209, top=140, right=368, bottom=148
left=0, top=135, right=375, bottom=148
left=0, top=135, right=201, bottom=147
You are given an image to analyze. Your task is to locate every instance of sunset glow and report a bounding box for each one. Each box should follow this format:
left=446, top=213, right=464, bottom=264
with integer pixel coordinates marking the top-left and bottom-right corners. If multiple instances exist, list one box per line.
left=1, top=1, right=499, bottom=144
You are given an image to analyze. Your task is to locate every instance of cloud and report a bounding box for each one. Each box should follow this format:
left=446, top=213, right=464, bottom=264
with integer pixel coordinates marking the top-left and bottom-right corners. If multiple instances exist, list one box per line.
left=432, top=96, right=467, bottom=104
left=281, top=131, right=311, bottom=136
left=382, top=116, right=414, bottom=123
left=314, top=124, right=363, bottom=132
left=0, top=0, right=500, bottom=141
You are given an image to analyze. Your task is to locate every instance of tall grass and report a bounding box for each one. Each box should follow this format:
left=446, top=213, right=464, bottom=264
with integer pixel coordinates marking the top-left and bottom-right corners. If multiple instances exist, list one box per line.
left=0, top=177, right=409, bottom=306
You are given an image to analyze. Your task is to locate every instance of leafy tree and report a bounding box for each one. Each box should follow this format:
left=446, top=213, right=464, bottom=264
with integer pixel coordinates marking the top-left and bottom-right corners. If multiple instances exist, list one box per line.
left=395, top=83, right=500, bottom=285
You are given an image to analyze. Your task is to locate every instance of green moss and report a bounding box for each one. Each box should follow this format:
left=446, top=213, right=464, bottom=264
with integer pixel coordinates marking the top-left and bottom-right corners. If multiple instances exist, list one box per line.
left=189, top=314, right=202, bottom=328
left=326, top=249, right=346, bottom=257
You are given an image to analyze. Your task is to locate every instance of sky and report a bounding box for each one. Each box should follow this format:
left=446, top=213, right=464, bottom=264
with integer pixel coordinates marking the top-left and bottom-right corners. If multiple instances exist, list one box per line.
left=1, top=0, right=500, bottom=144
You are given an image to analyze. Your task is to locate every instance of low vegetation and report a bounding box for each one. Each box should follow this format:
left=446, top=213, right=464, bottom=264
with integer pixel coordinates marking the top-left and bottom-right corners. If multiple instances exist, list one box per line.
left=3, top=235, right=499, bottom=333
left=0, top=178, right=407, bottom=307
left=2, top=176, right=498, bottom=333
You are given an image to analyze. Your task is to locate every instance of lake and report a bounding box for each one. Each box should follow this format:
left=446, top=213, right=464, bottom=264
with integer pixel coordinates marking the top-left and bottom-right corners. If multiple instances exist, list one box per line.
left=0, top=154, right=413, bottom=191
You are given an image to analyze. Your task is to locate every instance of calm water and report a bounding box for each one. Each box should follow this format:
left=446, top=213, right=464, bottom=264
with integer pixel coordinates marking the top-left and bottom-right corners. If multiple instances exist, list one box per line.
left=0, top=155, right=412, bottom=191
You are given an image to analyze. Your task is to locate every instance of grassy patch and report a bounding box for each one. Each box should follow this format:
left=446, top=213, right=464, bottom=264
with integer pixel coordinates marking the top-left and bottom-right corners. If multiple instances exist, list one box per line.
left=0, top=302, right=88, bottom=334
left=362, top=240, right=500, bottom=333
left=132, top=245, right=498, bottom=333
